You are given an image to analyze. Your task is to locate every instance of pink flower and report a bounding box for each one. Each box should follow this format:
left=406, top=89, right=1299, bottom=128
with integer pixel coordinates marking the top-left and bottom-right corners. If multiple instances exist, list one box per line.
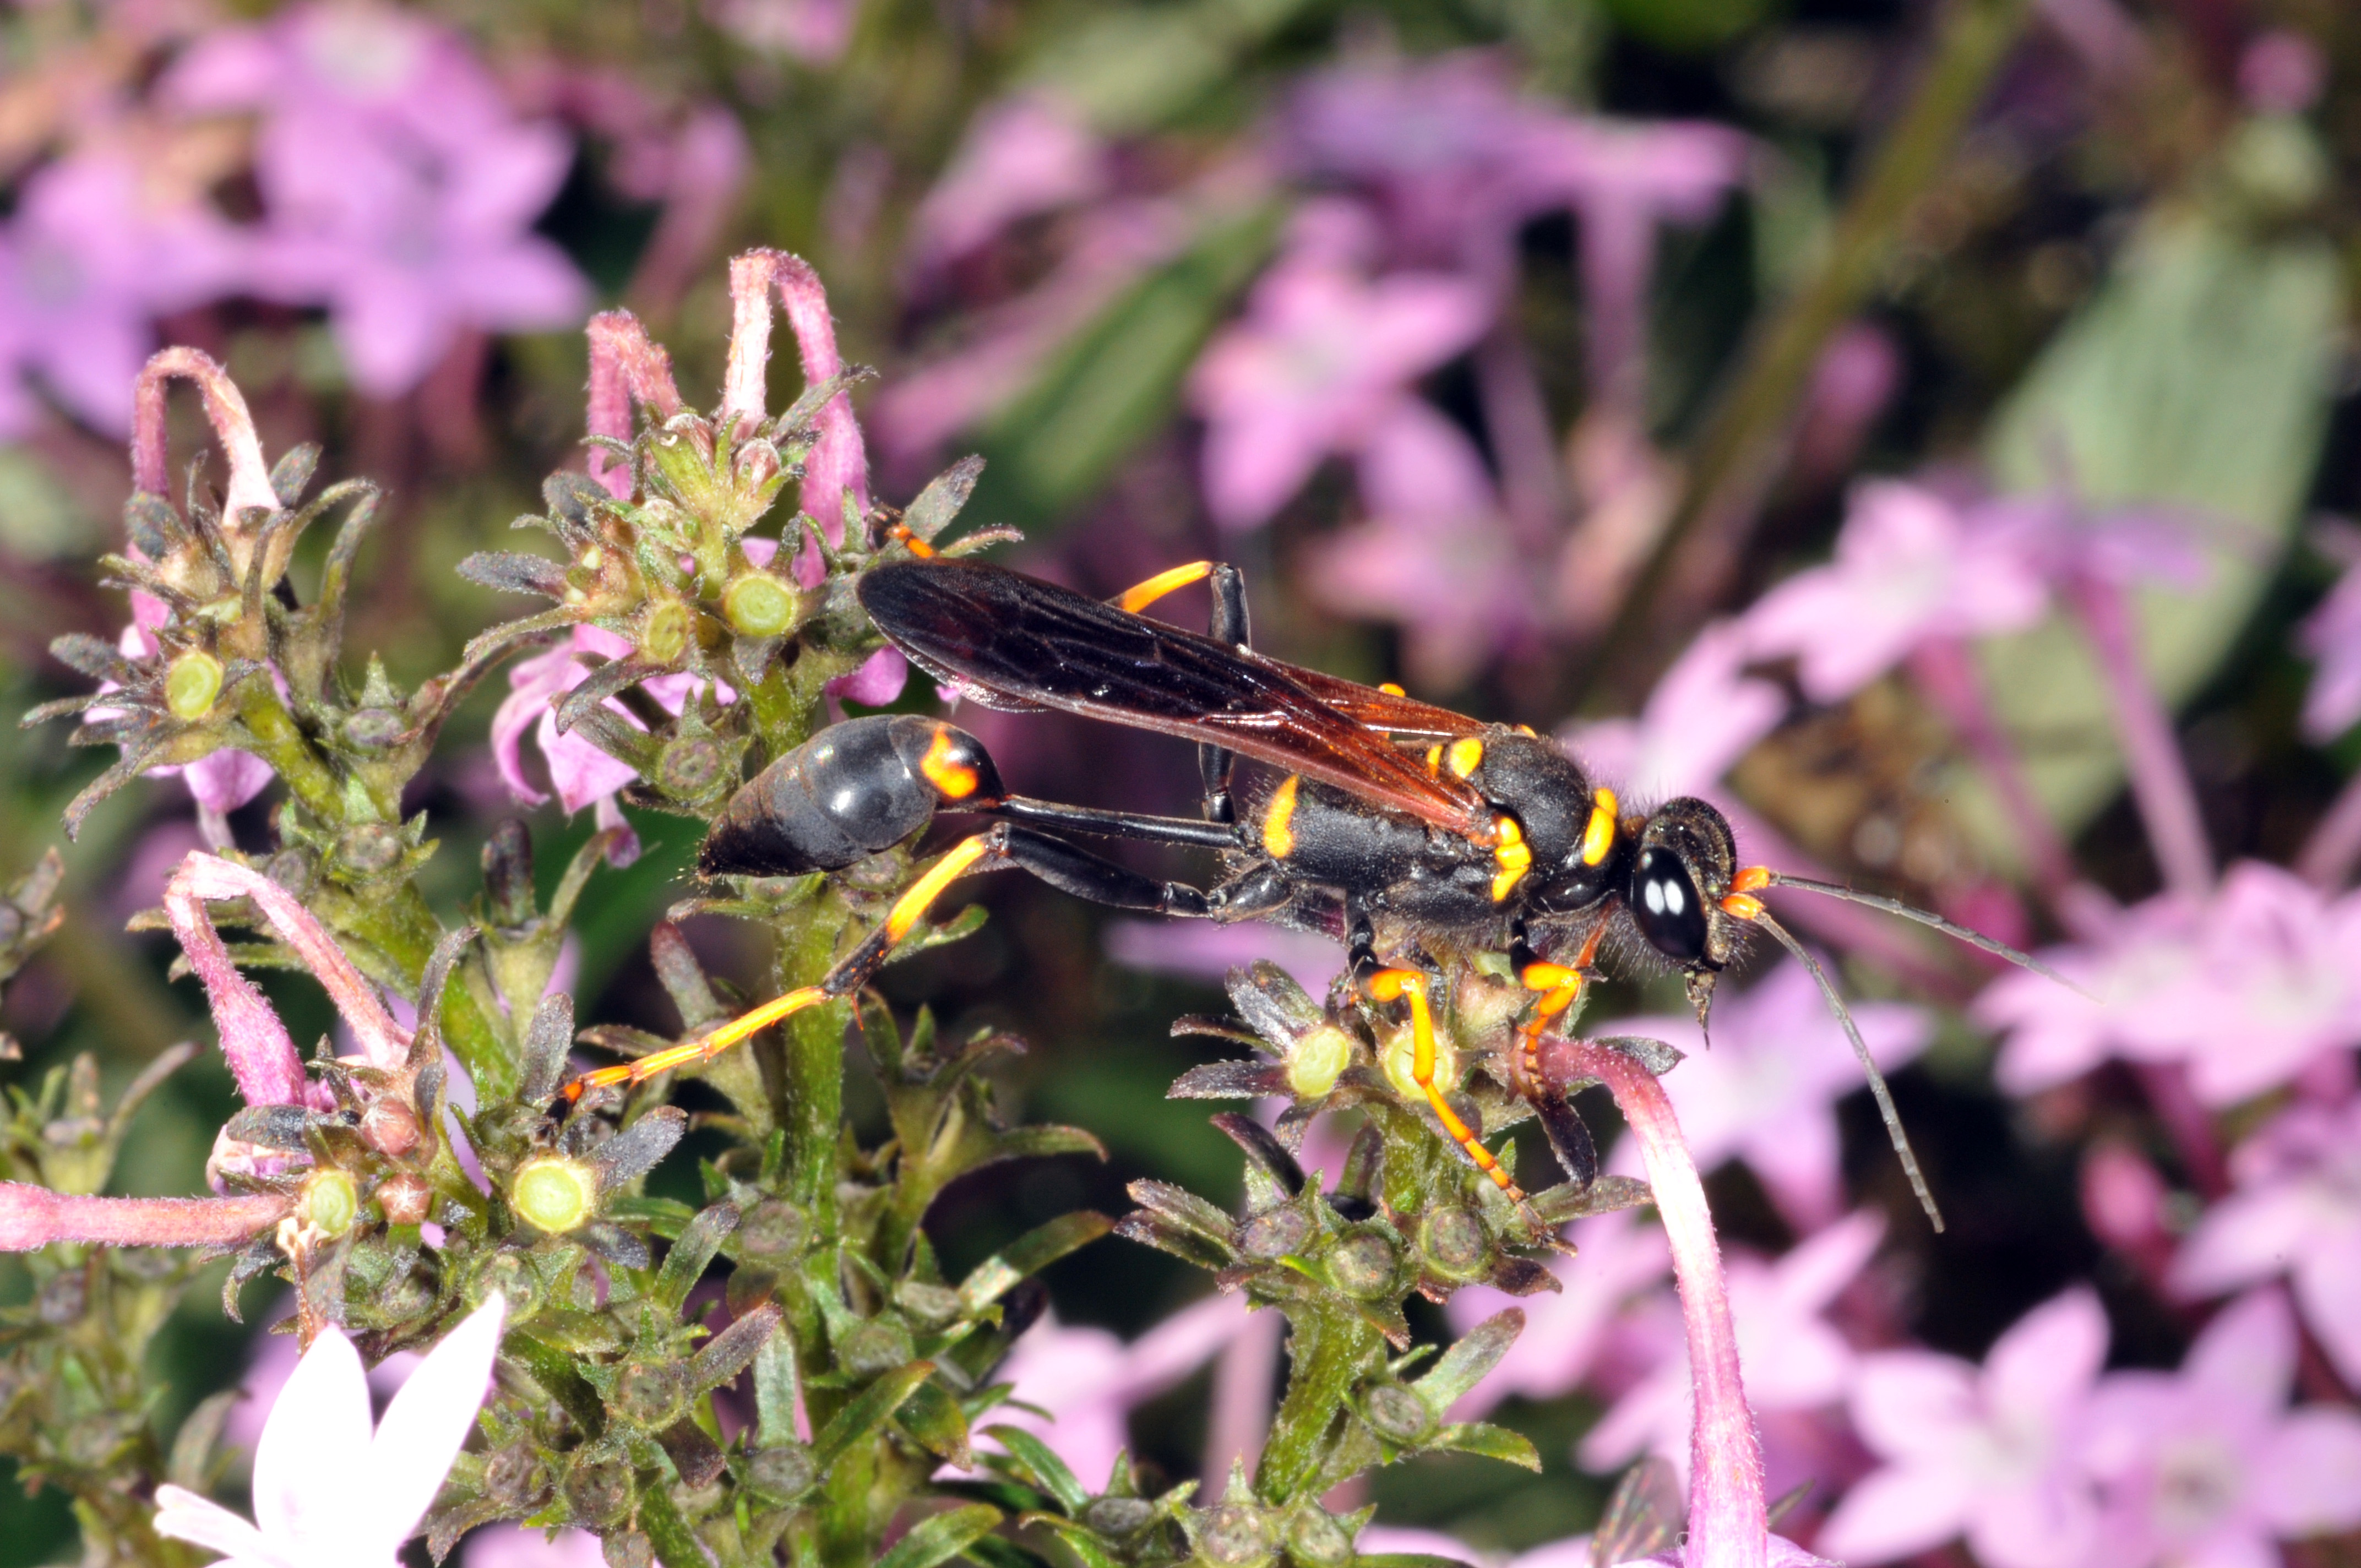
left=1299, top=398, right=1535, bottom=688
left=1619, top=965, right=1930, bottom=1232
left=1581, top=1211, right=1883, bottom=1484
left=165, top=4, right=586, bottom=396
left=2239, top=30, right=2327, bottom=116
left=0, top=1184, right=292, bottom=1253
left=1744, top=480, right=2050, bottom=703
left=905, top=95, right=1109, bottom=271
left=1443, top=1208, right=1671, bottom=1415
left=2081, top=1290, right=2361, bottom=1567
left=464, top=1525, right=606, bottom=1568
left=1101, top=917, right=1343, bottom=999
left=1564, top=619, right=1785, bottom=802
left=156, top=1294, right=507, bottom=1568
left=2169, top=1094, right=2361, bottom=1387
left=1979, top=863, right=2361, bottom=1106
left=2297, top=556, right=2361, bottom=742
left=1188, top=204, right=1489, bottom=531
left=966, top=1294, right=1248, bottom=1489
left=0, top=145, right=247, bottom=435
left=1819, top=1288, right=2109, bottom=1568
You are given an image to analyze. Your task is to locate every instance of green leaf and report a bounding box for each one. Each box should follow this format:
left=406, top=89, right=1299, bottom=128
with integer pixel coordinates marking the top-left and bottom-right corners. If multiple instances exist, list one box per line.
left=1020, top=0, right=1318, bottom=135
left=501, top=1331, right=605, bottom=1439
left=652, top=1202, right=739, bottom=1311
left=637, top=1478, right=708, bottom=1568
left=601, top=1194, right=699, bottom=1236
left=754, top=1326, right=801, bottom=1447
left=905, top=456, right=986, bottom=543
left=971, top=202, right=1282, bottom=526
left=1421, top=1422, right=1541, bottom=1472
left=957, top=1212, right=1113, bottom=1315
left=980, top=1426, right=1091, bottom=1515
left=895, top=1377, right=976, bottom=1467
left=1413, top=1309, right=1523, bottom=1413
left=811, top=1360, right=937, bottom=1472
left=1971, top=211, right=2339, bottom=853
left=874, top=1503, right=1004, bottom=1568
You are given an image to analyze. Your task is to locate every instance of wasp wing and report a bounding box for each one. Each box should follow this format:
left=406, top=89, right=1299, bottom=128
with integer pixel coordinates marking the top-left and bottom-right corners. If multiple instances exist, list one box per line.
left=1267, top=662, right=1490, bottom=741
left=859, top=558, right=1492, bottom=836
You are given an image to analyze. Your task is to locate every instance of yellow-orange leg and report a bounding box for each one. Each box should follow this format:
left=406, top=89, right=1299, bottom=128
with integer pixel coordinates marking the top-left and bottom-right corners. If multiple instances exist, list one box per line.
left=1114, top=560, right=1215, bottom=614
left=1367, top=968, right=1526, bottom=1204
left=561, top=835, right=997, bottom=1103
left=885, top=522, right=937, bottom=558
left=1515, top=923, right=1609, bottom=1080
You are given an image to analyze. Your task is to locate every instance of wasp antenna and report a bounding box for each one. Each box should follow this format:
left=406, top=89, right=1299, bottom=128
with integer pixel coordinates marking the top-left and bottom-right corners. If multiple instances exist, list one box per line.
left=1751, top=909, right=1945, bottom=1233
left=1764, top=872, right=2093, bottom=1001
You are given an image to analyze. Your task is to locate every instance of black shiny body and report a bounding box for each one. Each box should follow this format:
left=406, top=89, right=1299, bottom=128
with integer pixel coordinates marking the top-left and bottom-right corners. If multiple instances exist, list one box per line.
left=701, top=715, right=1003, bottom=877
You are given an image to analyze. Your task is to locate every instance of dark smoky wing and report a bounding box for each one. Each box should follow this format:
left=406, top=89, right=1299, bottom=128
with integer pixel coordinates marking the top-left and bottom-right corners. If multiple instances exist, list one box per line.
left=1271, top=661, right=1490, bottom=740
left=859, top=559, right=1490, bottom=834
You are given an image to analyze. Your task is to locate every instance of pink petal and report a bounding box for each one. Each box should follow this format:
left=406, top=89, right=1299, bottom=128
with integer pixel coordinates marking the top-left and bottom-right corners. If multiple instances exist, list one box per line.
left=183, top=749, right=277, bottom=814
left=2169, top=1184, right=2317, bottom=1299
left=1848, top=1352, right=1978, bottom=1459
left=2184, top=1289, right=2294, bottom=1414
left=363, top=1294, right=508, bottom=1548
left=2254, top=1406, right=2361, bottom=1536
left=1817, top=1462, right=1976, bottom=1562
left=2294, top=1235, right=2361, bottom=1389
left=253, top=1328, right=374, bottom=1556
left=1984, top=1287, right=2108, bottom=1429
left=537, top=711, right=642, bottom=814
left=825, top=646, right=909, bottom=707
left=162, top=859, right=308, bottom=1107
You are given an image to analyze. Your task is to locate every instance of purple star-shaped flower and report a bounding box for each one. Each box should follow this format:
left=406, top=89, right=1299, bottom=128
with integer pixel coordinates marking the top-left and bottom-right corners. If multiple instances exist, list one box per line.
left=1442, top=1207, right=1672, bottom=1415
left=2170, top=1093, right=2361, bottom=1389
left=165, top=3, right=586, bottom=396
left=1188, top=202, right=1489, bottom=532
left=2081, top=1289, right=2361, bottom=1568
left=1565, top=618, right=1786, bottom=802
left=1820, top=1288, right=2109, bottom=1568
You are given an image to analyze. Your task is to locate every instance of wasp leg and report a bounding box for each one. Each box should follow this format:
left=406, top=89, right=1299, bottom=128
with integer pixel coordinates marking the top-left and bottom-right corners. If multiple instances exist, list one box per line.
left=562, top=825, right=1215, bottom=1103
left=1366, top=968, right=1527, bottom=1205
left=1106, top=559, right=1252, bottom=827
left=1532, top=1088, right=1599, bottom=1189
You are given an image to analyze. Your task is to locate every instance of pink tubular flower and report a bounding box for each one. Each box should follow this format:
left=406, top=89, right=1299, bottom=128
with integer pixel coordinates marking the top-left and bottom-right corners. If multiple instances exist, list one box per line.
left=0, top=1185, right=293, bottom=1253
left=964, top=1294, right=1249, bottom=1489
left=1620, top=966, right=1930, bottom=1232
left=1581, top=1211, right=1883, bottom=1487
left=164, top=3, right=586, bottom=397
left=1300, top=398, right=1535, bottom=688
left=1820, top=1288, right=2109, bottom=1568
left=2081, top=1289, right=2361, bottom=1567
left=1188, top=202, right=1489, bottom=531
left=2169, top=1093, right=2361, bottom=1387
left=1443, top=1208, right=1671, bottom=1415
left=1564, top=619, right=1785, bottom=801
left=156, top=1294, right=507, bottom=1568
left=1744, top=480, right=2050, bottom=703
left=0, top=144, right=248, bottom=435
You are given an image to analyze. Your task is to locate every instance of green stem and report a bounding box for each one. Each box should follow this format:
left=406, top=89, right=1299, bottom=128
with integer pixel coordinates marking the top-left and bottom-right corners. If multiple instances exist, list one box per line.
left=1579, top=0, right=2031, bottom=694
left=777, top=900, right=850, bottom=1230
left=1255, top=1306, right=1381, bottom=1505
left=347, top=885, right=515, bottom=1101
left=232, top=679, right=342, bottom=820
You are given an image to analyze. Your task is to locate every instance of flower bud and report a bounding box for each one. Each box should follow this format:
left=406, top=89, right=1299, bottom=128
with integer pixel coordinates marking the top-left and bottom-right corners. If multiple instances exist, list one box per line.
left=1084, top=1498, right=1153, bottom=1538
left=655, top=734, right=726, bottom=796
left=165, top=651, right=224, bottom=720
left=512, top=1155, right=596, bottom=1234
left=640, top=600, right=693, bottom=664
left=379, top=1171, right=432, bottom=1227
left=611, top=1358, right=689, bottom=1427
left=1420, top=1204, right=1488, bottom=1276
left=563, top=1455, right=634, bottom=1525
left=722, top=572, right=797, bottom=637
left=745, top=1442, right=817, bottom=1504
left=737, top=1197, right=807, bottom=1257
left=483, top=1441, right=548, bottom=1509
left=603, top=1530, right=654, bottom=1568
left=1284, top=1506, right=1355, bottom=1568
left=1359, top=1383, right=1434, bottom=1444
left=335, top=823, right=406, bottom=876
left=342, top=706, right=404, bottom=751
left=481, top=820, right=537, bottom=929
left=360, top=1098, right=422, bottom=1157
left=298, top=1168, right=358, bottom=1238
left=837, top=1316, right=916, bottom=1378
left=1325, top=1227, right=1399, bottom=1299
left=1195, top=1502, right=1275, bottom=1568
left=1239, top=1205, right=1312, bottom=1259
left=1286, top=1023, right=1353, bottom=1099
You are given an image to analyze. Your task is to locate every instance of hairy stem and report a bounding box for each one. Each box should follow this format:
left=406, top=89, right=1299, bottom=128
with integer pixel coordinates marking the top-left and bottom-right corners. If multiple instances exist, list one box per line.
left=2069, top=575, right=2213, bottom=900
left=1256, top=1306, right=1381, bottom=1505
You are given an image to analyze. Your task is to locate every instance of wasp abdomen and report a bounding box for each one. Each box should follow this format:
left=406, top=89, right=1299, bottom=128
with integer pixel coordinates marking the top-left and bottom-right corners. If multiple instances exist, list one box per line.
left=699, top=715, right=1004, bottom=878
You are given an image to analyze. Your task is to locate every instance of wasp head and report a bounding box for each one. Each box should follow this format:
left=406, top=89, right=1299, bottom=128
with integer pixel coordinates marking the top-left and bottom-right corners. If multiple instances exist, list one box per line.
left=1628, top=797, right=1746, bottom=1029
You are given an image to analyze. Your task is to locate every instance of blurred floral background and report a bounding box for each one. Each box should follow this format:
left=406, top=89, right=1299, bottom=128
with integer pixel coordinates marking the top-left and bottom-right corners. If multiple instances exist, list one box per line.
left=6, top=0, right=2361, bottom=1563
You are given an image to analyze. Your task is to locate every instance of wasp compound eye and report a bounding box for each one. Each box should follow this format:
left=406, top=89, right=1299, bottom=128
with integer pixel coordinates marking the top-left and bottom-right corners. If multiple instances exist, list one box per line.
left=1631, top=846, right=1709, bottom=963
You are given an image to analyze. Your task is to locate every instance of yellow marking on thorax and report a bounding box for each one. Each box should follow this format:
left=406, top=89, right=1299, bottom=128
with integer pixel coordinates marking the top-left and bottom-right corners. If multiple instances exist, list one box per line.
left=1446, top=737, right=1485, bottom=778
left=1262, top=775, right=1302, bottom=859
left=1490, top=814, right=1531, bottom=902
left=1379, top=682, right=1406, bottom=696
left=1117, top=560, right=1214, bottom=613
left=1425, top=744, right=1443, bottom=776
left=917, top=725, right=980, bottom=798
left=1580, top=787, right=1619, bottom=867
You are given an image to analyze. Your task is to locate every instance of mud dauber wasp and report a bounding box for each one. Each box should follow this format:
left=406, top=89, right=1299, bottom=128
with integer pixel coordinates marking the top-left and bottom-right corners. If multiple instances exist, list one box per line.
left=565, top=535, right=2066, bottom=1232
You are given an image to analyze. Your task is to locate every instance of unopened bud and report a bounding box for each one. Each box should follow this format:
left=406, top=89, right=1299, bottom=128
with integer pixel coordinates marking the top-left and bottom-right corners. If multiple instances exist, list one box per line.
left=839, top=1316, right=916, bottom=1378
left=1240, top=1205, right=1312, bottom=1259
left=722, top=572, right=796, bottom=637
left=298, top=1168, right=358, bottom=1238
left=611, top=1358, right=688, bottom=1427
left=1286, top=1024, right=1353, bottom=1099
left=746, top=1442, right=817, bottom=1504
left=1326, top=1228, right=1399, bottom=1299
left=483, top=1441, right=547, bottom=1509
left=603, top=1530, right=654, bottom=1568
left=512, top=1155, right=596, bottom=1234
left=1359, top=1383, right=1434, bottom=1444
left=342, top=707, right=404, bottom=751
left=481, top=820, right=537, bottom=928
left=563, top=1455, right=634, bottom=1524
left=640, top=601, right=693, bottom=664
left=379, top=1171, right=432, bottom=1227
left=738, top=1197, right=807, bottom=1257
left=1084, top=1498, right=1153, bottom=1538
left=335, top=823, right=406, bottom=876
left=1196, top=1502, right=1274, bottom=1568
left=165, top=652, right=224, bottom=720
left=1421, top=1205, right=1488, bottom=1276
left=360, top=1098, right=422, bottom=1157
left=656, top=734, right=725, bottom=796
left=1285, top=1507, right=1354, bottom=1568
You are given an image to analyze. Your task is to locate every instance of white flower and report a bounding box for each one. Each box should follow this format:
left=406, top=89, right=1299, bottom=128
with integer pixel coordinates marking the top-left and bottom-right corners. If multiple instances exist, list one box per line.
left=157, top=1294, right=507, bottom=1568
